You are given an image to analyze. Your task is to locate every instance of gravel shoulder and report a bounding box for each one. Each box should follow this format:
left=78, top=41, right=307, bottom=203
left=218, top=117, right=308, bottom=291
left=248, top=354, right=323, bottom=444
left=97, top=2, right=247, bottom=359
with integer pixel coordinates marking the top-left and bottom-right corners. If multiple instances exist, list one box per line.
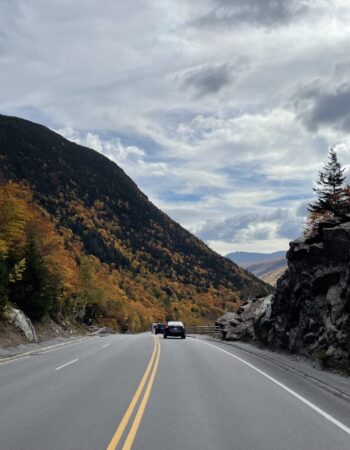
left=0, top=318, right=87, bottom=359
left=0, top=335, right=90, bottom=359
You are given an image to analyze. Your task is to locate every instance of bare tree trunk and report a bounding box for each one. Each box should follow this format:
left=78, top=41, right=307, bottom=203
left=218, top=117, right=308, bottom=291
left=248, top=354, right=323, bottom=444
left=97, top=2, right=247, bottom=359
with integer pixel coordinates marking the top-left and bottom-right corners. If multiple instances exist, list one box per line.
left=81, top=301, right=87, bottom=323
left=73, top=296, right=78, bottom=315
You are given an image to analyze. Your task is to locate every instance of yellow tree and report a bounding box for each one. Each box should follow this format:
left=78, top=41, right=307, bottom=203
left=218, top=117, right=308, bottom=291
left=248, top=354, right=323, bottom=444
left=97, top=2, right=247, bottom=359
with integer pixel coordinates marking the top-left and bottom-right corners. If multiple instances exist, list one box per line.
left=0, top=182, right=30, bottom=254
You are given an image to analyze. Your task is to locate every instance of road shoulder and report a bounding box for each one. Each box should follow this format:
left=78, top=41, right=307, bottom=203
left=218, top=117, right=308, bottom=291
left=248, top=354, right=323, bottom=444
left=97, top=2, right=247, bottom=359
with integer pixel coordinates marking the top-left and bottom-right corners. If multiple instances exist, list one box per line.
left=193, top=336, right=350, bottom=401
left=0, top=335, right=92, bottom=363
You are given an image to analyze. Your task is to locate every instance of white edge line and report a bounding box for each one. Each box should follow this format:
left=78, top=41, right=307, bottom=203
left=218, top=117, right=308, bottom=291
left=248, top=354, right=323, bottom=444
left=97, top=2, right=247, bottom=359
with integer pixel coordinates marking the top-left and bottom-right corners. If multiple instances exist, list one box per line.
left=102, top=343, right=110, bottom=348
left=194, top=339, right=350, bottom=436
left=55, top=358, right=79, bottom=371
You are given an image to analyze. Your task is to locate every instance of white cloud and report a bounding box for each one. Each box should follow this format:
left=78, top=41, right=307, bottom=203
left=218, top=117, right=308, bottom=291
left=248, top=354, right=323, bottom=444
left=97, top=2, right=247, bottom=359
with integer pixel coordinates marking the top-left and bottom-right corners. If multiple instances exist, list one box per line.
left=56, top=126, right=144, bottom=161
left=55, top=127, right=170, bottom=181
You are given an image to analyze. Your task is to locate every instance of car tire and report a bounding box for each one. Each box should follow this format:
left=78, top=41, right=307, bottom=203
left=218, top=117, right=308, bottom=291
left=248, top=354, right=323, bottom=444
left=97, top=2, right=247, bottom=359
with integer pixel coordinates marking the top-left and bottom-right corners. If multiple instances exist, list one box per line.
left=164, top=334, right=167, bottom=339
left=181, top=334, right=186, bottom=339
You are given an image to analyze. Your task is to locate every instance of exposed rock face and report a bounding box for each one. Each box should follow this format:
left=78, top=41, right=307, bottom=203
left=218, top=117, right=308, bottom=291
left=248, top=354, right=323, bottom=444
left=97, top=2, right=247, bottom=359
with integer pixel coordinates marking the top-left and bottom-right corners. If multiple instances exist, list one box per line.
left=269, top=218, right=350, bottom=369
left=217, top=218, right=350, bottom=371
left=8, top=308, right=38, bottom=343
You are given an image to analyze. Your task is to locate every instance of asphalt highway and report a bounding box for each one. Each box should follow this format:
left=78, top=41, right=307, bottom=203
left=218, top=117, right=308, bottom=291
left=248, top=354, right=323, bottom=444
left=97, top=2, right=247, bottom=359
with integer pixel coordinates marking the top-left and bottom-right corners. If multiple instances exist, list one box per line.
left=0, top=333, right=349, bottom=450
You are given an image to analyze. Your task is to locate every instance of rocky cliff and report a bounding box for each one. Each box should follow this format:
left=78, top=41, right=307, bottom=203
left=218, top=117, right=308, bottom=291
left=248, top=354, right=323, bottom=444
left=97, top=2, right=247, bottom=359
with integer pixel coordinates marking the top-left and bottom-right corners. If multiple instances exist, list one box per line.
left=269, top=217, right=350, bottom=370
left=217, top=217, right=350, bottom=372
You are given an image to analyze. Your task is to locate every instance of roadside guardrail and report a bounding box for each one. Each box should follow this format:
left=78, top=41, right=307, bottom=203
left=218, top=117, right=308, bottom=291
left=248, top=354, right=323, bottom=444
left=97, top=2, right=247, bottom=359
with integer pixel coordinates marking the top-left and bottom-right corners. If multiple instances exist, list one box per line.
left=88, top=326, right=117, bottom=336
left=185, top=325, right=222, bottom=337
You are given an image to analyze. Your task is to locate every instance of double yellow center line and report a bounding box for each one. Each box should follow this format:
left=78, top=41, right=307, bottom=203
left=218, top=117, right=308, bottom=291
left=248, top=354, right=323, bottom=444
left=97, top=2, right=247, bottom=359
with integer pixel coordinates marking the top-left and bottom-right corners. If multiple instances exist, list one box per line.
left=106, top=336, right=161, bottom=450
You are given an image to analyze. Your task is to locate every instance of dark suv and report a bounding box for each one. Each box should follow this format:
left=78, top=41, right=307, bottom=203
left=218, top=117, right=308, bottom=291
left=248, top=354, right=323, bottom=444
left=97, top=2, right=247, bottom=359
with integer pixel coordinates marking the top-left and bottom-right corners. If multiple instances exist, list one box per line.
left=164, top=321, right=186, bottom=339
left=154, top=323, right=165, bottom=335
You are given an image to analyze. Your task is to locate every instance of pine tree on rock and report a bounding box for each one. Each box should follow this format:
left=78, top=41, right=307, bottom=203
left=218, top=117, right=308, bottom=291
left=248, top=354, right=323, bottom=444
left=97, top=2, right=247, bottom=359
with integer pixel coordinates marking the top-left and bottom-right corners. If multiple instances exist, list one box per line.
left=309, top=148, right=346, bottom=217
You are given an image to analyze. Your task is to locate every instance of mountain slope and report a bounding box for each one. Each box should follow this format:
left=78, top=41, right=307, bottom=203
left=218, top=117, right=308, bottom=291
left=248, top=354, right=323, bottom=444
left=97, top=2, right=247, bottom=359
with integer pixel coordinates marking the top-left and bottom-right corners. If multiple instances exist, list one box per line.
left=246, top=258, right=286, bottom=278
left=226, top=251, right=286, bottom=267
left=0, top=115, right=270, bottom=327
left=244, top=259, right=287, bottom=286
left=226, top=251, right=287, bottom=286
left=258, top=265, right=287, bottom=286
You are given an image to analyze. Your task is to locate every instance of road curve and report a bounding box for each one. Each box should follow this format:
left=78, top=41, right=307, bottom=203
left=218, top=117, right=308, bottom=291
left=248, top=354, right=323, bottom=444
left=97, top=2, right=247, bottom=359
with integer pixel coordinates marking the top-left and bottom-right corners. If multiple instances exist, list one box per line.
left=0, top=333, right=349, bottom=450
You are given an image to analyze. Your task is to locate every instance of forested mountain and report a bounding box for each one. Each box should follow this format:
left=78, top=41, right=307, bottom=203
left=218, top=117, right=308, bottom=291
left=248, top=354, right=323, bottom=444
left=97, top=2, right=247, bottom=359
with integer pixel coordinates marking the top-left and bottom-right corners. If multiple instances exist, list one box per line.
left=0, top=115, right=269, bottom=330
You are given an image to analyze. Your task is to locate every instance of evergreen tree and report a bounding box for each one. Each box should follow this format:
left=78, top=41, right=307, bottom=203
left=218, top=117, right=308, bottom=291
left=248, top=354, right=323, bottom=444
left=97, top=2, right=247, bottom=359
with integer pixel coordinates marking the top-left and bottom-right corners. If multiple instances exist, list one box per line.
left=309, top=148, right=346, bottom=216
left=11, top=234, right=59, bottom=320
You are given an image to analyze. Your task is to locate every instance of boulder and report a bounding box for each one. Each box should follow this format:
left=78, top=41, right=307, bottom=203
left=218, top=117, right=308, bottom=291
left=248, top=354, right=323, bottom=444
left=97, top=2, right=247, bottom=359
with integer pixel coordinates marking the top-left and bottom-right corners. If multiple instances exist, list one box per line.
left=218, top=294, right=273, bottom=342
left=254, top=295, right=273, bottom=344
left=215, top=312, right=240, bottom=329
left=8, top=308, right=38, bottom=343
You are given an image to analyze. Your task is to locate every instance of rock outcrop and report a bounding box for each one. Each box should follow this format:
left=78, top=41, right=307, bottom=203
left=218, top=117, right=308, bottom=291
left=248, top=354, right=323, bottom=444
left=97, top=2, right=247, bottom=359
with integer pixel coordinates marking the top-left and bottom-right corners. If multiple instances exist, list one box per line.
left=8, top=308, right=38, bottom=343
left=269, top=218, right=350, bottom=370
left=217, top=217, right=350, bottom=371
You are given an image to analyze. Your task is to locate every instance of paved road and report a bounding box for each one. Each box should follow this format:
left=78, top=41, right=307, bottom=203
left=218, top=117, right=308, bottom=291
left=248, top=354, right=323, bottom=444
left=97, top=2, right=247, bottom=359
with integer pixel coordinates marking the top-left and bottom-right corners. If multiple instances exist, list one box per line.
left=0, top=334, right=349, bottom=450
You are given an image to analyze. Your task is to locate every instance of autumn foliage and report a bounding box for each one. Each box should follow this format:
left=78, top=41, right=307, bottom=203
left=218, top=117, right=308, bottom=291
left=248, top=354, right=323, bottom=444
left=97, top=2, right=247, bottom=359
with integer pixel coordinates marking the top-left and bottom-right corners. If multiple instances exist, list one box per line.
left=0, top=182, right=242, bottom=329
left=0, top=182, right=77, bottom=318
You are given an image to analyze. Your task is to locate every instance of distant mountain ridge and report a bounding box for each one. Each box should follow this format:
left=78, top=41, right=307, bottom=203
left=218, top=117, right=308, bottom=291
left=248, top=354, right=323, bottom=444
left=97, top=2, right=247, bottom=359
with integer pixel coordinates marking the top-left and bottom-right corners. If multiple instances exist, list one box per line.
left=226, top=251, right=287, bottom=286
left=226, top=251, right=286, bottom=267
left=0, top=114, right=270, bottom=327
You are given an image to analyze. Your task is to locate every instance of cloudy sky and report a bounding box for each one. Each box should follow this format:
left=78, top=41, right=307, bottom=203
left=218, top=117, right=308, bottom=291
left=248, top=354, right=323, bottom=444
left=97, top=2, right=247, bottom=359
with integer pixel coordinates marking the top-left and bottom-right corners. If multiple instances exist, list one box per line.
left=2, top=0, right=350, bottom=255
